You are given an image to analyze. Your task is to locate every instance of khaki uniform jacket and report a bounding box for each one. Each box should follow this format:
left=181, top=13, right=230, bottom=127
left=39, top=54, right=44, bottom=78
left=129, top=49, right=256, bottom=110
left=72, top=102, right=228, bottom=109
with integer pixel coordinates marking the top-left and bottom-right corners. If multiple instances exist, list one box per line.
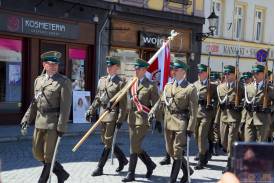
left=128, top=77, right=159, bottom=126
left=21, top=73, right=72, bottom=132
left=244, top=82, right=273, bottom=125
left=216, top=82, right=244, bottom=123
left=160, top=80, right=198, bottom=131
left=87, top=75, right=127, bottom=123
left=193, top=80, right=218, bottom=119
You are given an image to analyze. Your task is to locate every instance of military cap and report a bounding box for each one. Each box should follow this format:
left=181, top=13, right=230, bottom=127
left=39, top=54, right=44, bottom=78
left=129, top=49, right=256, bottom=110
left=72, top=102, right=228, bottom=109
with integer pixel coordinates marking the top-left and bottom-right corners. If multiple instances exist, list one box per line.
left=172, top=59, right=189, bottom=71
left=169, top=61, right=174, bottom=69
left=242, top=72, right=253, bottom=79
left=252, top=64, right=265, bottom=73
left=41, top=51, right=61, bottom=64
left=210, top=71, right=220, bottom=80
left=106, top=56, right=120, bottom=66
left=197, top=64, right=208, bottom=72
left=134, top=58, right=149, bottom=68
left=224, top=65, right=235, bottom=74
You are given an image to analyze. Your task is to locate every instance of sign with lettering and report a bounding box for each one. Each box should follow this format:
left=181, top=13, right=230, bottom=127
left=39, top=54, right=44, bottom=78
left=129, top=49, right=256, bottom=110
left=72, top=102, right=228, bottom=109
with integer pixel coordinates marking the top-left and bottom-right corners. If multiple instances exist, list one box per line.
left=139, top=31, right=168, bottom=48
left=202, top=42, right=274, bottom=60
left=0, top=13, right=80, bottom=39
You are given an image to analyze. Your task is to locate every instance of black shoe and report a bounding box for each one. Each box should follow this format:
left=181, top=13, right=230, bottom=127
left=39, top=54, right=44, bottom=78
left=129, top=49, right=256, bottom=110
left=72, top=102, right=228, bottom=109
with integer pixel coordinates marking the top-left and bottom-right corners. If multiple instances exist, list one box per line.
left=194, top=154, right=207, bottom=170
left=138, top=151, right=156, bottom=178
left=38, top=163, right=51, bottom=183
left=114, top=145, right=128, bottom=172
left=53, top=162, right=70, bottom=183
left=92, top=147, right=110, bottom=176
left=194, top=153, right=199, bottom=161
left=159, top=152, right=171, bottom=165
left=122, top=154, right=137, bottom=182
left=169, top=159, right=182, bottom=183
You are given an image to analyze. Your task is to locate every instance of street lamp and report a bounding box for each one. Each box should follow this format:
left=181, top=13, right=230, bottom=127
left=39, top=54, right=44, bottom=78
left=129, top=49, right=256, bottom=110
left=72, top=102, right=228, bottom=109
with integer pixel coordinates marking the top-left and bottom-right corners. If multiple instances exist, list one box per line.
left=196, top=5, right=219, bottom=41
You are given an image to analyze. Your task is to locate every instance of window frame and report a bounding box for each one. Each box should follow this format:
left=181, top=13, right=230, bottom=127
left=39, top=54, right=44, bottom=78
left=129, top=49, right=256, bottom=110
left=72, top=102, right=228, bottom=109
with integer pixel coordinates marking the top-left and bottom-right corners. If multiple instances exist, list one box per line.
left=212, top=0, right=223, bottom=37
left=234, top=4, right=245, bottom=40
left=254, top=9, right=264, bottom=42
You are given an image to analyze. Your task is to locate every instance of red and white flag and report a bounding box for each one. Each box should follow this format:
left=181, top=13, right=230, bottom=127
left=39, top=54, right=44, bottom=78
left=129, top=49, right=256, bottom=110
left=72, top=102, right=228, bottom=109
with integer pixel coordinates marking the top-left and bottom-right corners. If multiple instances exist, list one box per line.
left=146, top=43, right=171, bottom=91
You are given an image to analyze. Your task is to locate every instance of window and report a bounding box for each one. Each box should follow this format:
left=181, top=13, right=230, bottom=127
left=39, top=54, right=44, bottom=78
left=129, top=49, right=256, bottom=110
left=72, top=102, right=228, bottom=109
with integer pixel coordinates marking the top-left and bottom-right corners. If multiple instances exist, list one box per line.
left=234, top=5, right=245, bottom=39
left=212, top=0, right=222, bottom=36
left=254, top=9, right=264, bottom=42
left=0, top=37, right=22, bottom=112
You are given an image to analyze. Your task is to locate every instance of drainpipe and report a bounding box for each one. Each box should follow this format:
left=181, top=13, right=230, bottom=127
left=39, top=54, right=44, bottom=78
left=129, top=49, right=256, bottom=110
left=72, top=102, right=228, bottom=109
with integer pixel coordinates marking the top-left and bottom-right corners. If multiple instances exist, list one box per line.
left=96, top=5, right=114, bottom=81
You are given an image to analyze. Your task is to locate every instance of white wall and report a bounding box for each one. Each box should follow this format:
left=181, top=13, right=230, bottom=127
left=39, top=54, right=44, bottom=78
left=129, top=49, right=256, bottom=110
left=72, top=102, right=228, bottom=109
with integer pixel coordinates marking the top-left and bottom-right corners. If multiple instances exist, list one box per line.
left=203, top=0, right=274, bottom=44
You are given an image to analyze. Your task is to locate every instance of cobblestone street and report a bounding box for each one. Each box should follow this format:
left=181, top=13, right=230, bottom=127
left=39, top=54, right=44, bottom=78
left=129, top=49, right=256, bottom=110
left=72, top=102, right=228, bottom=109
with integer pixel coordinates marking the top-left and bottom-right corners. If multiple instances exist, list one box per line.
left=0, top=131, right=226, bottom=183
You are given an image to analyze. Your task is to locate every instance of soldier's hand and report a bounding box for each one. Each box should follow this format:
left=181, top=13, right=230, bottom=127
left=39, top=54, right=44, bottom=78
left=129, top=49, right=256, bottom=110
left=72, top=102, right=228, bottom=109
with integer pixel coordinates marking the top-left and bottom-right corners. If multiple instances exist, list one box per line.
left=20, top=121, right=28, bottom=136
left=238, top=123, right=245, bottom=134
left=148, top=113, right=156, bottom=123
left=57, top=131, right=64, bottom=137
left=106, top=101, right=114, bottom=112
left=116, top=122, right=122, bottom=129
left=154, top=121, right=162, bottom=134
left=186, top=130, right=193, bottom=137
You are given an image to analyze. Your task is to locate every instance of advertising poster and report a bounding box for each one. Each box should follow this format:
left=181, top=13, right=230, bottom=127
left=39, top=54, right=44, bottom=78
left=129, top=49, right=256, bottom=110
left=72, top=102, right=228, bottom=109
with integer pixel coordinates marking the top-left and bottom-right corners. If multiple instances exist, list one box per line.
left=73, top=91, right=90, bottom=123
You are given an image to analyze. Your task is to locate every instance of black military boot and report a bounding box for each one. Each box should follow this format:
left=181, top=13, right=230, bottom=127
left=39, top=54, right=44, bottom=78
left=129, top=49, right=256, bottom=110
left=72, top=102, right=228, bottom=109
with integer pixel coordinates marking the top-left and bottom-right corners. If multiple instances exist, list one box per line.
left=38, top=162, right=51, bottom=183
left=138, top=150, right=156, bottom=178
left=122, top=153, right=138, bottom=182
left=169, top=159, right=182, bottom=183
left=53, top=161, right=70, bottom=183
left=180, top=157, right=194, bottom=183
left=222, top=157, right=232, bottom=173
left=208, top=141, right=214, bottom=158
left=114, top=145, right=128, bottom=172
left=159, top=152, right=171, bottom=165
left=92, top=147, right=111, bottom=176
left=213, top=142, right=219, bottom=156
left=194, top=152, right=199, bottom=161
left=194, top=154, right=207, bottom=170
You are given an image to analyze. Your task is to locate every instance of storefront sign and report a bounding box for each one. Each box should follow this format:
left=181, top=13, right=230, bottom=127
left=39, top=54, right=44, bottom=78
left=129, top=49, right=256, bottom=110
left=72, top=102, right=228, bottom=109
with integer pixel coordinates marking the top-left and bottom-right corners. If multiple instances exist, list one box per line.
left=202, top=42, right=274, bottom=59
left=139, top=31, right=168, bottom=48
left=0, top=13, right=80, bottom=39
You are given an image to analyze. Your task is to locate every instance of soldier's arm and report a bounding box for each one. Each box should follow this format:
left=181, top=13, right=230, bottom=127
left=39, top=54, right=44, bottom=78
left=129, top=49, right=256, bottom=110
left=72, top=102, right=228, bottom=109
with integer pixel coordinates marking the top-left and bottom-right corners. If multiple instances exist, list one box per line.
left=21, top=78, right=38, bottom=124
left=87, top=79, right=102, bottom=115
left=149, top=98, right=164, bottom=122
left=57, top=78, right=72, bottom=132
left=240, top=108, right=247, bottom=124
left=116, top=79, right=127, bottom=123
left=187, top=86, right=198, bottom=132
left=214, top=104, right=221, bottom=125
left=150, top=83, right=160, bottom=106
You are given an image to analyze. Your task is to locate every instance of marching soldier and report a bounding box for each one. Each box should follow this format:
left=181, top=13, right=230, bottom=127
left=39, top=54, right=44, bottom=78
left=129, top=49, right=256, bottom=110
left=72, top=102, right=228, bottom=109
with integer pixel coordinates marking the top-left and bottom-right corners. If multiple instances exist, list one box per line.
left=20, top=51, right=72, bottom=183
left=215, top=65, right=244, bottom=173
left=150, top=59, right=198, bottom=183
left=241, top=64, right=273, bottom=142
left=85, top=56, right=128, bottom=176
left=193, top=64, right=218, bottom=170
left=240, top=72, right=253, bottom=85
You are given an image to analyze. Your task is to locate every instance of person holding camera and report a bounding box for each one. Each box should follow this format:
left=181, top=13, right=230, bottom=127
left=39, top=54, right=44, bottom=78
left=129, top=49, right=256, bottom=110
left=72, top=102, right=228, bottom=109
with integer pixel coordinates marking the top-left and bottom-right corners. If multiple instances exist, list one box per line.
left=20, top=51, right=72, bottom=183
left=85, top=56, right=128, bottom=176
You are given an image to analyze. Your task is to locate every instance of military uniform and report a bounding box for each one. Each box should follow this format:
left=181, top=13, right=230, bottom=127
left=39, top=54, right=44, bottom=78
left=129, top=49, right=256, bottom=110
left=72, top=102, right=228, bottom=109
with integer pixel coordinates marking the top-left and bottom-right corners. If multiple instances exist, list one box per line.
left=215, top=65, right=244, bottom=173
left=21, top=51, right=72, bottom=183
left=122, top=59, right=159, bottom=182
left=150, top=59, right=198, bottom=183
left=242, top=64, right=273, bottom=142
left=86, top=56, right=128, bottom=176
left=193, top=64, right=217, bottom=169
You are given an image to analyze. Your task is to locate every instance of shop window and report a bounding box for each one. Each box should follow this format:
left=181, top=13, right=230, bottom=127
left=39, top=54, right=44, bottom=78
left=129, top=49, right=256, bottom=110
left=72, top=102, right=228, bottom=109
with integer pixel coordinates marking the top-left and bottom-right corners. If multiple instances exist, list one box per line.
left=0, top=38, right=22, bottom=112
left=110, top=48, right=139, bottom=79
left=69, top=48, right=86, bottom=91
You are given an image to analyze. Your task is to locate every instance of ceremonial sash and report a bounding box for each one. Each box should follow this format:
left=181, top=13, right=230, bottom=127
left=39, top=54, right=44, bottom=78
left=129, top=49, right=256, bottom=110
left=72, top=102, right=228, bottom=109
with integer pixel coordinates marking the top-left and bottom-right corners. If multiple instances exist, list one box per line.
left=130, top=80, right=150, bottom=114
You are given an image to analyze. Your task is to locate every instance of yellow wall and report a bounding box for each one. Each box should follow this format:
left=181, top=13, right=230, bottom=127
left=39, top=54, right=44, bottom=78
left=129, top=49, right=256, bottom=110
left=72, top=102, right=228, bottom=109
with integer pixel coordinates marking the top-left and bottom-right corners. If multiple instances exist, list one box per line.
left=147, top=0, right=164, bottom=10
left=195, top=0, right=204, bottom=11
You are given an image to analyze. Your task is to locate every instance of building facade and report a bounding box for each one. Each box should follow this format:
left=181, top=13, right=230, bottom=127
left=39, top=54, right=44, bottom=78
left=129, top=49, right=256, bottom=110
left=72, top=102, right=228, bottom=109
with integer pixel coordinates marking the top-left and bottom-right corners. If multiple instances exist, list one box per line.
left=200, top=0, right=274, bottom=72
left=0, top=0, right=205, bottom=124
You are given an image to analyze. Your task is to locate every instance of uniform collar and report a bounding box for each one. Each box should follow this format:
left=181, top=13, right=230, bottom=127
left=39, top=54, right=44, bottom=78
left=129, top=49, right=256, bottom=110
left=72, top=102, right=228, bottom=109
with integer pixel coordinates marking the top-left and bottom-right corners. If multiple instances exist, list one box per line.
left=255, top=80, right=264, bottom=89
left=200, top=78, right=208, bottom=85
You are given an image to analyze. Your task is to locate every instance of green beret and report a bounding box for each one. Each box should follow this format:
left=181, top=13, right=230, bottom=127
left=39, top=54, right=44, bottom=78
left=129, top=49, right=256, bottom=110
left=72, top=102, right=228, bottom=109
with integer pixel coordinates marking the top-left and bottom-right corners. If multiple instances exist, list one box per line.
left=41, top=51, right=61, bottom=64
left=224, top=65, right=235, bottom=74
left=197, top=64, right=208, bottom=72
left=252, top=64, right=265, bottom=73
left=210, top=71, right=220, bottom=80
left=134, top=58, right=149, bottom=68
left=106, top=56, right=120, bottom=66
left=242, top=72, right=253, bottom=79
left=172, top=59, right=189, bottom=71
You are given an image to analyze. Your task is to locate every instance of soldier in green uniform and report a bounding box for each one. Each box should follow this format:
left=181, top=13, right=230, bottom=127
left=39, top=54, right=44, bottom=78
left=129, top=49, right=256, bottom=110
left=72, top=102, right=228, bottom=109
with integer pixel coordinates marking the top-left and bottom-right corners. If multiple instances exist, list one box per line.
left=215, top=65, right=244, bottom=173
left=193, top=64, right=217, bottom=170
left=21, top=51, right=72, bottom=183
left=85, top=56, right=128, bottom=176
left=122, top=59, right=159, bottom=182
left=241, top=64, right=273, bottom=142
left=150, top=59, right=198, bottom=183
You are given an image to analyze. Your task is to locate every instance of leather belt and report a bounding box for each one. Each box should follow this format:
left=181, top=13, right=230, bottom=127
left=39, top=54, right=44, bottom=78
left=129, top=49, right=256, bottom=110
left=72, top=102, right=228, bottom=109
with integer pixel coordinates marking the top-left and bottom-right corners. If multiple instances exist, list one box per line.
left=39, top=107, right=60, bottom=114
